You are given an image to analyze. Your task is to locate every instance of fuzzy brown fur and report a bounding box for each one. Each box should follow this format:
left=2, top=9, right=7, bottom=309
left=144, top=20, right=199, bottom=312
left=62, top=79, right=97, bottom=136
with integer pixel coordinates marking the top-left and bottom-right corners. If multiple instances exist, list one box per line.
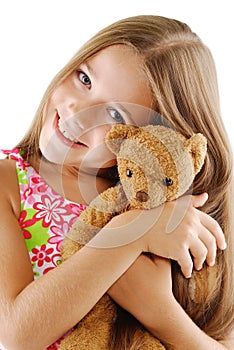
left=60, top=124, right=211, bottom=350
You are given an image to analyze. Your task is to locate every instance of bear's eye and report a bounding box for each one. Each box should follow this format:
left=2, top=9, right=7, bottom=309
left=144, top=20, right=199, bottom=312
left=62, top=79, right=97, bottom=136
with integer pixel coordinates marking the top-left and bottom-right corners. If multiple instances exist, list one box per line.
left=126, top=169, right=133, bottom=177
left=162, top=178, right=173, bottom=186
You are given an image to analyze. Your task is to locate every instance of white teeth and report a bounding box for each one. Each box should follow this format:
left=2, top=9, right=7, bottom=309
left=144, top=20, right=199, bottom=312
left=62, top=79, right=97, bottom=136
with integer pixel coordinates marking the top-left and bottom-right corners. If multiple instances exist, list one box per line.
left=58, top=118, right=77, bottom=142
left=63, top=130, right=76, bottom=142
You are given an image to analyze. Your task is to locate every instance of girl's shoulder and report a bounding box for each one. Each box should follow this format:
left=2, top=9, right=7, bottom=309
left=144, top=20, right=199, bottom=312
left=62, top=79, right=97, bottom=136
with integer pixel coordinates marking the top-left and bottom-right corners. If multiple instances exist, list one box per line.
left=0, top=157, right=21, bottom=218
left=0, top=156, right=19, bottom=185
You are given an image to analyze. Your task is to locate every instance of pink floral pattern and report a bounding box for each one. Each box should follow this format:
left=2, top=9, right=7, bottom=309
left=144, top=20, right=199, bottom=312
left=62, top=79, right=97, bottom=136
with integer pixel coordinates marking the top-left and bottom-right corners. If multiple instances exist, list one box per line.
left=33, top=195, right=69, bottom=227
left=49, top=223, right=70, bottom=251
left=1, top=148, right=86, bottom=349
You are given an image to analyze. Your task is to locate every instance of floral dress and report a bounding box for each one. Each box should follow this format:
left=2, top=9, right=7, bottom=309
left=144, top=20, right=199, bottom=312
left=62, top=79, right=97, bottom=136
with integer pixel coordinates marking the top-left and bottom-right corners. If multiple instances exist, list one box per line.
left=0, top=149, right=86, bottom=349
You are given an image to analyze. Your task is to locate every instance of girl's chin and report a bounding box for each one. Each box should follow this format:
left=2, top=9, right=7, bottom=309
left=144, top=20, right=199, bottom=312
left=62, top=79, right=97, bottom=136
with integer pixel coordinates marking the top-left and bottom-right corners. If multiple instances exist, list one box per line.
left=39, top=139, right=83, bottom=165
left=81, top=158, right=116, bottom=171
left=39, top=148, right=78, bottom=166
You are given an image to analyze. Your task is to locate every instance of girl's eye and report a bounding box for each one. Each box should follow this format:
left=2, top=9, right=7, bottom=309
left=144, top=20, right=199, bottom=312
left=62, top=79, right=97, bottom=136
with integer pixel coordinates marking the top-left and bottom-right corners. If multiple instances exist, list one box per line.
left=77, top=71, right=91, bottom=87
left=107, top=108, right=125, bottom=124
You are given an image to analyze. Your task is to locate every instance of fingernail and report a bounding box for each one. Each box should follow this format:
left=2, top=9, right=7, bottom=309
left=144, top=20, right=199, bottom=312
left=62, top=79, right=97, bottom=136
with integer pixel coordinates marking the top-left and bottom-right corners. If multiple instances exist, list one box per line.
left=221, top=242, right=227, bottom=250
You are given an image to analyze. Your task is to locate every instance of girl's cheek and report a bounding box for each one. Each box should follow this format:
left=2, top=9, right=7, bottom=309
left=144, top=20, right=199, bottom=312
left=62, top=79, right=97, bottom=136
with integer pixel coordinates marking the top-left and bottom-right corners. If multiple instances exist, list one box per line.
left=84, top=143, right=116, bottom=169
left=84, top=126, right=107, bottom=150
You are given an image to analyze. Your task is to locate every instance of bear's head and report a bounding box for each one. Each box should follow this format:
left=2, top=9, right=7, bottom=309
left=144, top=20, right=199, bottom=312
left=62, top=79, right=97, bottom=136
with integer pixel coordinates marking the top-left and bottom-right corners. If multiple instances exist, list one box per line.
left=105, top=124, right=207, bottom=209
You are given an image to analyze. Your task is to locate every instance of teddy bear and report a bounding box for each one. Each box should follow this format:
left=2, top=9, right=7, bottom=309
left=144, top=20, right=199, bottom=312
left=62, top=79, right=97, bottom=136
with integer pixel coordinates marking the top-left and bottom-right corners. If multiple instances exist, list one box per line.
left=60, top=123, right=214, bottom=350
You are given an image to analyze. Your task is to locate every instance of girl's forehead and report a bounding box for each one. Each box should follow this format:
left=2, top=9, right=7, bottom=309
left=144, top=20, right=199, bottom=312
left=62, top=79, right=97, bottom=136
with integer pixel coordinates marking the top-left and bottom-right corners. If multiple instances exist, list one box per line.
left=83, top=45, right=153, bottom=109
left=84, top=45, right=143, bottom=80
left=86, top=44, right=138, bottom=62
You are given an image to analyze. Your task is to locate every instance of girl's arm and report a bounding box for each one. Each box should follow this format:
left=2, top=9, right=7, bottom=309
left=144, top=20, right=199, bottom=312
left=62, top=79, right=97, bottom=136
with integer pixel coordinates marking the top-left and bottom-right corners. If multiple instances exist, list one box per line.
left=108, top=255, right=233, bottom=350
left=0, top=161, right=143, bottom=350
left=148, top=258, right=234, bottom=350
left=156, top=299, right=234, bottom=350
left=0, top=207, right=143, bottom=350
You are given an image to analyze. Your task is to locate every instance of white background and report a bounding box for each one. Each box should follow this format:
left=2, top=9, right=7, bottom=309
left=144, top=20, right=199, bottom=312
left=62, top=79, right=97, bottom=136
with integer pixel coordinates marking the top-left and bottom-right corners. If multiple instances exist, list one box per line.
left=0, top=0, right=233, bottom=154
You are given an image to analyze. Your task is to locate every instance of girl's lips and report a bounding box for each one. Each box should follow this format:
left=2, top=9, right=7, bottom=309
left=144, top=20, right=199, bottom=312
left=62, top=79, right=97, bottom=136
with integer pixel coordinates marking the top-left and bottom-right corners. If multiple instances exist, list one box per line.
left=54, top=113, right=88, bottom=149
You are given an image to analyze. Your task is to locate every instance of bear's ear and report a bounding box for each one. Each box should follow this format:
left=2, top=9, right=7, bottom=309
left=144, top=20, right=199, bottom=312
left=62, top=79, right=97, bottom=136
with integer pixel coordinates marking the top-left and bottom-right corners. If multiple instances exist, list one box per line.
left=105, top=124, right=139, bottom=155
left=185, top=133, right=207, bottom=175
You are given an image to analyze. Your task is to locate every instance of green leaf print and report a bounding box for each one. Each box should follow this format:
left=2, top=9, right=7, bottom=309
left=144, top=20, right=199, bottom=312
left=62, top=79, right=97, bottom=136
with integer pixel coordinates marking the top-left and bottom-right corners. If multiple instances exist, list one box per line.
left=17, top=167, right=28, bottom=184
left=23, top=208, right=50, bottom=252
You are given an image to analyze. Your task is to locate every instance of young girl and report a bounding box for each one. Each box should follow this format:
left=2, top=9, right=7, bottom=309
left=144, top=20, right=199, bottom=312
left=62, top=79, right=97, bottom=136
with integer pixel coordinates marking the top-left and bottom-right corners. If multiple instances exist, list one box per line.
left=0, top=15, right=233, bottom=350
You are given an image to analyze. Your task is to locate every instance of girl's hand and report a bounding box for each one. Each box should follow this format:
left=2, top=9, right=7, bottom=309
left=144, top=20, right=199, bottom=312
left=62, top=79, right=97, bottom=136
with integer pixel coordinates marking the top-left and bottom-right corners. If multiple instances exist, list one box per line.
left=141, top=193, right=226, bottom=278
left=98, top=192, right=225, bottom=278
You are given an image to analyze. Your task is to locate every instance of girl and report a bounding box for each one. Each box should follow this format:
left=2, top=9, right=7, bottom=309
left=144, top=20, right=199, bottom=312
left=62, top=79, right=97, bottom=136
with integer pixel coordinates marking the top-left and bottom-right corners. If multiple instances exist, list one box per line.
left=0, top=15, right=233, bottom=350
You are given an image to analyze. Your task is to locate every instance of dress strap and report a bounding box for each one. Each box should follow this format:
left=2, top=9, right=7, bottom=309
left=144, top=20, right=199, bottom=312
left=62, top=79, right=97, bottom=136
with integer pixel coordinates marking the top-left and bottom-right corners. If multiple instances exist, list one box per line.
left=1, top=148, right=27, bottom=160
left=1, top=148, right=29, bottom=185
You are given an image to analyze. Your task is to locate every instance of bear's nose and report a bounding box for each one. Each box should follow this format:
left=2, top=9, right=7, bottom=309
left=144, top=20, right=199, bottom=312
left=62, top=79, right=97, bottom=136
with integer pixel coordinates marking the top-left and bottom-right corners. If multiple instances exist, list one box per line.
left=136, top=191, right=149, bottom=202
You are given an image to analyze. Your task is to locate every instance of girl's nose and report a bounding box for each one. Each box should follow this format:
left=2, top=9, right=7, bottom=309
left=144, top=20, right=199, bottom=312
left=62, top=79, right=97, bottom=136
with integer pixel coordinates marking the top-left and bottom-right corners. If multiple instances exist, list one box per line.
left=65, top=103, right=114, bottom=131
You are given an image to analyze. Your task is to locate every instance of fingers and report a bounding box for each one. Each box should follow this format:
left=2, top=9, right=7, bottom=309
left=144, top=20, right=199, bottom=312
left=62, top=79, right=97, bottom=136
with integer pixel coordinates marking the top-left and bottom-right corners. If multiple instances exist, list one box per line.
left=171, top=233, right=207, bottom=278
left=189, top=235, right=208, bottom=270
left=174, top=218, right=225, bottom=279
left=187, top=194, right=226, bottom=268
left=190, top=193, right=226, bottom=250
left=196, top=226, right=216, bottom=267
left=198, top=210, right=226, bottom=251
left=174, top=236, right=210, bottom=279
left=146, top=194, right=226, bottom=280
left=177, top=250, right=194, bottom=278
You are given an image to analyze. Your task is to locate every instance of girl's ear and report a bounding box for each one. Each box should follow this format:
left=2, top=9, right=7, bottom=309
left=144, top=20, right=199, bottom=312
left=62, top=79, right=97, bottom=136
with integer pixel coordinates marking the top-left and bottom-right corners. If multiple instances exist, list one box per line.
left=105, top=124, right=139, bottom=155
left=185, top=133, right=207, bottom=175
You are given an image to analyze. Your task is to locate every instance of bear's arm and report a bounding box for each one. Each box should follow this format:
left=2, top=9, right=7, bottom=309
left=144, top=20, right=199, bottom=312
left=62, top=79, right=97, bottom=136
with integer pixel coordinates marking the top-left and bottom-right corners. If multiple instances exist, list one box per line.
left=61, top=184, right=128, bottom=260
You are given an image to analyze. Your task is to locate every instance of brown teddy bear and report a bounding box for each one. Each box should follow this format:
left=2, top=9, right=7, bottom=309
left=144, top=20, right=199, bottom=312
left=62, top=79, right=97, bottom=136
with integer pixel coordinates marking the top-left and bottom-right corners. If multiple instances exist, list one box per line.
left=60, top=123, right=213, bottom=350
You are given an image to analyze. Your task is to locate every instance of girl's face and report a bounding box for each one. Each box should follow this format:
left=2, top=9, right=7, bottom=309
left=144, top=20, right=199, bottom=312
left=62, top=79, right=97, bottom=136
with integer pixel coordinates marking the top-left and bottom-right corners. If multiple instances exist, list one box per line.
left=40, top=45, right=153, bottom=172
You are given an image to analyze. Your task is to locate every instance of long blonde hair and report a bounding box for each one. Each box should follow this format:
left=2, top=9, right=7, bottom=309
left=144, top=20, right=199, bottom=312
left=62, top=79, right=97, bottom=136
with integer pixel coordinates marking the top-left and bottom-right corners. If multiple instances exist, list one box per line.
left=18, top=15, right=234, bottom=348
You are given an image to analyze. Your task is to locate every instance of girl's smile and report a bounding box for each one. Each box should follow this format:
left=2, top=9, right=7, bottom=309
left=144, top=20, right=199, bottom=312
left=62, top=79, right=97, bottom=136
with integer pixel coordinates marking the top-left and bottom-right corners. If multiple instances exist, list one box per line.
left=55, top=112, right=88, bottom=149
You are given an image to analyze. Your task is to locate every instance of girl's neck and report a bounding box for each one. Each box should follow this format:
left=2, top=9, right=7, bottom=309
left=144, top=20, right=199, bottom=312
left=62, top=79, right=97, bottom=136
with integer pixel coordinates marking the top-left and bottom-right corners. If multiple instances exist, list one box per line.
left=28, top=155, right=114, bottom=205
